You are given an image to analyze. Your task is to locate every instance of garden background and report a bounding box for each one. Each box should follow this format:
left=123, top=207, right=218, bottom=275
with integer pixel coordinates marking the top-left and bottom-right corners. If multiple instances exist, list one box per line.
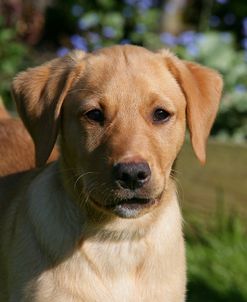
left=0, top=0, right=246, bottom=301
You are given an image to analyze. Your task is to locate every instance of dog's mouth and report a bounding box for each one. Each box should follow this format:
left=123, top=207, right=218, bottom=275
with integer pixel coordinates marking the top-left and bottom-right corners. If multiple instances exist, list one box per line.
left=107, top=197, right=155, bottom=209
left=90, top=196, right=159, bottom=218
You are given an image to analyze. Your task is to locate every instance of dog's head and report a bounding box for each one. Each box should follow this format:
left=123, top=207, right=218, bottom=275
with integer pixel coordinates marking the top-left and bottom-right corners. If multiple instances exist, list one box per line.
left=12, top=45, right=222, bottom=218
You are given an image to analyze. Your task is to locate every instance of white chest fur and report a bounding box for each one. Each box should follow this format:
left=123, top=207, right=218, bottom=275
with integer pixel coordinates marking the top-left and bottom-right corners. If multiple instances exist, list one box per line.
left=35, top=216, right=185, bottom=302
left=33, top=193, right=185, bottom=301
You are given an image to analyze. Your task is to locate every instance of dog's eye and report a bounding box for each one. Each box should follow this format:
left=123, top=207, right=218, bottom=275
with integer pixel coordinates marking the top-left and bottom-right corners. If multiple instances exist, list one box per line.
left=85, top=109, right=104, bottom=123
left=153, top=108, right=171, bottom=123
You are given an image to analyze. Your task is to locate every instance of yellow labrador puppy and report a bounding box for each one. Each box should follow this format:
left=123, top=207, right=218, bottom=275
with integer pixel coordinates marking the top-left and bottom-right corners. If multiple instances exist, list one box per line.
left=0, top=45, right=222, bottom=301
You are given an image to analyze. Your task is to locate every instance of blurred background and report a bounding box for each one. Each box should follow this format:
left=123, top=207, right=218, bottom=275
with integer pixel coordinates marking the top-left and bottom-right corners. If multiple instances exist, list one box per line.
left=0, top=0, right=246, bottom=300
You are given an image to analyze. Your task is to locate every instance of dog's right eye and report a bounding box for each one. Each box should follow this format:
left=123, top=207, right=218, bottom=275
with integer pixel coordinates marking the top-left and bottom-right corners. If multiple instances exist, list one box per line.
left=85, top=109, right=104, bottom=123
left=152, top=108, right=171, bottom=123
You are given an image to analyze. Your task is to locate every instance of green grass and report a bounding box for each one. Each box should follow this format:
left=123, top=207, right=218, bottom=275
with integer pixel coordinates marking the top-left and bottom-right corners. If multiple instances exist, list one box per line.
left=185, top=205, right=247, bottom=302
left=176, top=140, right=247, bottom=300
left=177, top=140, right=247, bottom=223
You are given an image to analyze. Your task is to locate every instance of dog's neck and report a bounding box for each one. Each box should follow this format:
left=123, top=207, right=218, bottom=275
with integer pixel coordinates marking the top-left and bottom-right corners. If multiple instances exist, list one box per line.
left=28, top=161, right=178, bottom=261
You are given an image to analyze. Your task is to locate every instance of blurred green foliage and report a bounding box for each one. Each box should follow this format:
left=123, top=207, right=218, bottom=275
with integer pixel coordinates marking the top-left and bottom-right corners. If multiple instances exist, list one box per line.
left=0, top=17, right=27, bottom=108
left=186, top=204, right=247, bottom=302
left=175, top=31, right=247, bottom=142
left=53, top=0, right=162, bottom=53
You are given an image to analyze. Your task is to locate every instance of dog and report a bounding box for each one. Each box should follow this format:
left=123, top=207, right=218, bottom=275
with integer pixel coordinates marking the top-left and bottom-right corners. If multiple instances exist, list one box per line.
left=0, top=103, right=58, bottom=176
left=0, top=45, right=222, bottom=301
left=0, top=102, right=10, bottom=119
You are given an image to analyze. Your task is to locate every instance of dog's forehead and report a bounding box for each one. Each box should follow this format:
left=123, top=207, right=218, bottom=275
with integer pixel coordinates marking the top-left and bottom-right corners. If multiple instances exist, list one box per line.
left=74, top=45, right=185, bottom=106
left=87, top=45, right=167, bottom=76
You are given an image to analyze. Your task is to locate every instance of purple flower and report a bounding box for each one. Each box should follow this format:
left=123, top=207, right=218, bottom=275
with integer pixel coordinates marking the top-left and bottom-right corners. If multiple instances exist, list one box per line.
left=178, top=31, right=196, bottom=46
left=120, top=39, right=130, bottom=45
left=220, top=32, right=232, bottom=44
left=137, top=0, right=154, bottom=11
left=160, top=32, right=177, bottom=46
left=241, top=38, right=247, bottom=50
left=209, top=15, right=220, bottom=27
left=70, top=34, right=87, bottom=51
left=78, top=19, right=87, bottom=30
left=102, top=26, right=116, bottom=39
left=186, top=44, right=199, bottom=57
left=216, top=0, right=228, bottom=4
left=88, top=32, right=100, bottom=44
left=242, top=18, right=247, bottom=36
left=77, top=14, right=99, bottom=30
left=71, top=5, right=83, bottom=17
left=124, top=0, right=154, bottom=10
left=224, top=13, right=235, bottom=26
left=135, top=23, right=146, bottom=34
left=124, top=0, right=136, bottom=5
left=57, top=47, right=69, bottom=57
left=234, top=84, right=247, bottom=93
left=163, top=2, right=178, bottom=13
left=196, top=33, right=206, bottom=43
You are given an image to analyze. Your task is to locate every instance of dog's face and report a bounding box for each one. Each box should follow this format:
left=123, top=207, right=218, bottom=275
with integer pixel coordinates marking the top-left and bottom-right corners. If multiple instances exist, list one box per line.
left=61, top=47, right=187, bottom=218
left=12, top=45, right=222, bottom=218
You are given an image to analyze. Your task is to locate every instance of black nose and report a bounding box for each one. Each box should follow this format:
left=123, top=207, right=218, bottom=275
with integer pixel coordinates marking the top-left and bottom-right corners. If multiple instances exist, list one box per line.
left=113, top=161, right=151, bottom=190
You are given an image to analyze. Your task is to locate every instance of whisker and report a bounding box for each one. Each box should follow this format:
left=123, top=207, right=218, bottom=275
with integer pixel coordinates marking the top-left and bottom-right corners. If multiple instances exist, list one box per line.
left=73, top=171, right=99, bottom=191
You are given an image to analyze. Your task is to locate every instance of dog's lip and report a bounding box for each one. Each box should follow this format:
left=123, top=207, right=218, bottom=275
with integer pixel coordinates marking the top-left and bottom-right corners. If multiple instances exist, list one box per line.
left=90, top=196, right=158, bottom=211
left=108, top=198, right=155, bottom=209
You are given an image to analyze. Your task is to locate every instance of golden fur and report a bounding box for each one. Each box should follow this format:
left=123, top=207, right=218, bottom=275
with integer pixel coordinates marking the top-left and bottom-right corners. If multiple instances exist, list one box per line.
left=0, top=102, right=10, bottom=119
left=0, top=105, right=58, bottom=176
left=0, top=45, right=222, bottom=301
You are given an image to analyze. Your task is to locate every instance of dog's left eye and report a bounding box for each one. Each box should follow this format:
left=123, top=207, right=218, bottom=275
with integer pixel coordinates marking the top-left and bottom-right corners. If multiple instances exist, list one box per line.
left=85, top=109, right=104, bottom=123
left=152, top=108, right=171, bottom=123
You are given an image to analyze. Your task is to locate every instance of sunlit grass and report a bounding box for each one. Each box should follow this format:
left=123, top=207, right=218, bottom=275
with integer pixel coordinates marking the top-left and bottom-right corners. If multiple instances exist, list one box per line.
left=185, top=203, right=247, bottom=302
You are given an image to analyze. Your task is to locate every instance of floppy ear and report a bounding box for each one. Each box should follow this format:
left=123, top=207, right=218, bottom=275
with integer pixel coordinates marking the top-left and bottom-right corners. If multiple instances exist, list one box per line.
left=11, top=51, right=86, bottom=167
left=165, top=52, right=223, bottom=164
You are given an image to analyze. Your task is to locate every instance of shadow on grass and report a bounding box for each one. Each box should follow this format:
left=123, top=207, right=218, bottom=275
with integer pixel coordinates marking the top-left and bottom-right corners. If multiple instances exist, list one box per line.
left=187, top=277, right=247, bottom=302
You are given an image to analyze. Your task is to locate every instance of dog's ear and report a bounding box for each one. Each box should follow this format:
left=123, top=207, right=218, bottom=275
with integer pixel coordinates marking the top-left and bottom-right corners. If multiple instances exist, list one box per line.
left=11, top=51, right=86, bottom=167
left=164, top=52, right=223, bottom=164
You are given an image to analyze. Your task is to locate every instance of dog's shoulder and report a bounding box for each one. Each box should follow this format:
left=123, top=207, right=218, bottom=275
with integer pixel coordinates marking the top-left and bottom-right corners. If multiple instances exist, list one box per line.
left=0, top=117, right=58, bottom=177
left=0, top=164, right=55, bottom=230
left=20, top=162, right=82, bottom=258
left=0, top=118, right=34, bottom=176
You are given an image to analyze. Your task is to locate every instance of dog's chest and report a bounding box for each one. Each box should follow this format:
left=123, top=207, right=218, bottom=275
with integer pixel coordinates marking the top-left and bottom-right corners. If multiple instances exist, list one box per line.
left=36, top=237, right=169, bottom=302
